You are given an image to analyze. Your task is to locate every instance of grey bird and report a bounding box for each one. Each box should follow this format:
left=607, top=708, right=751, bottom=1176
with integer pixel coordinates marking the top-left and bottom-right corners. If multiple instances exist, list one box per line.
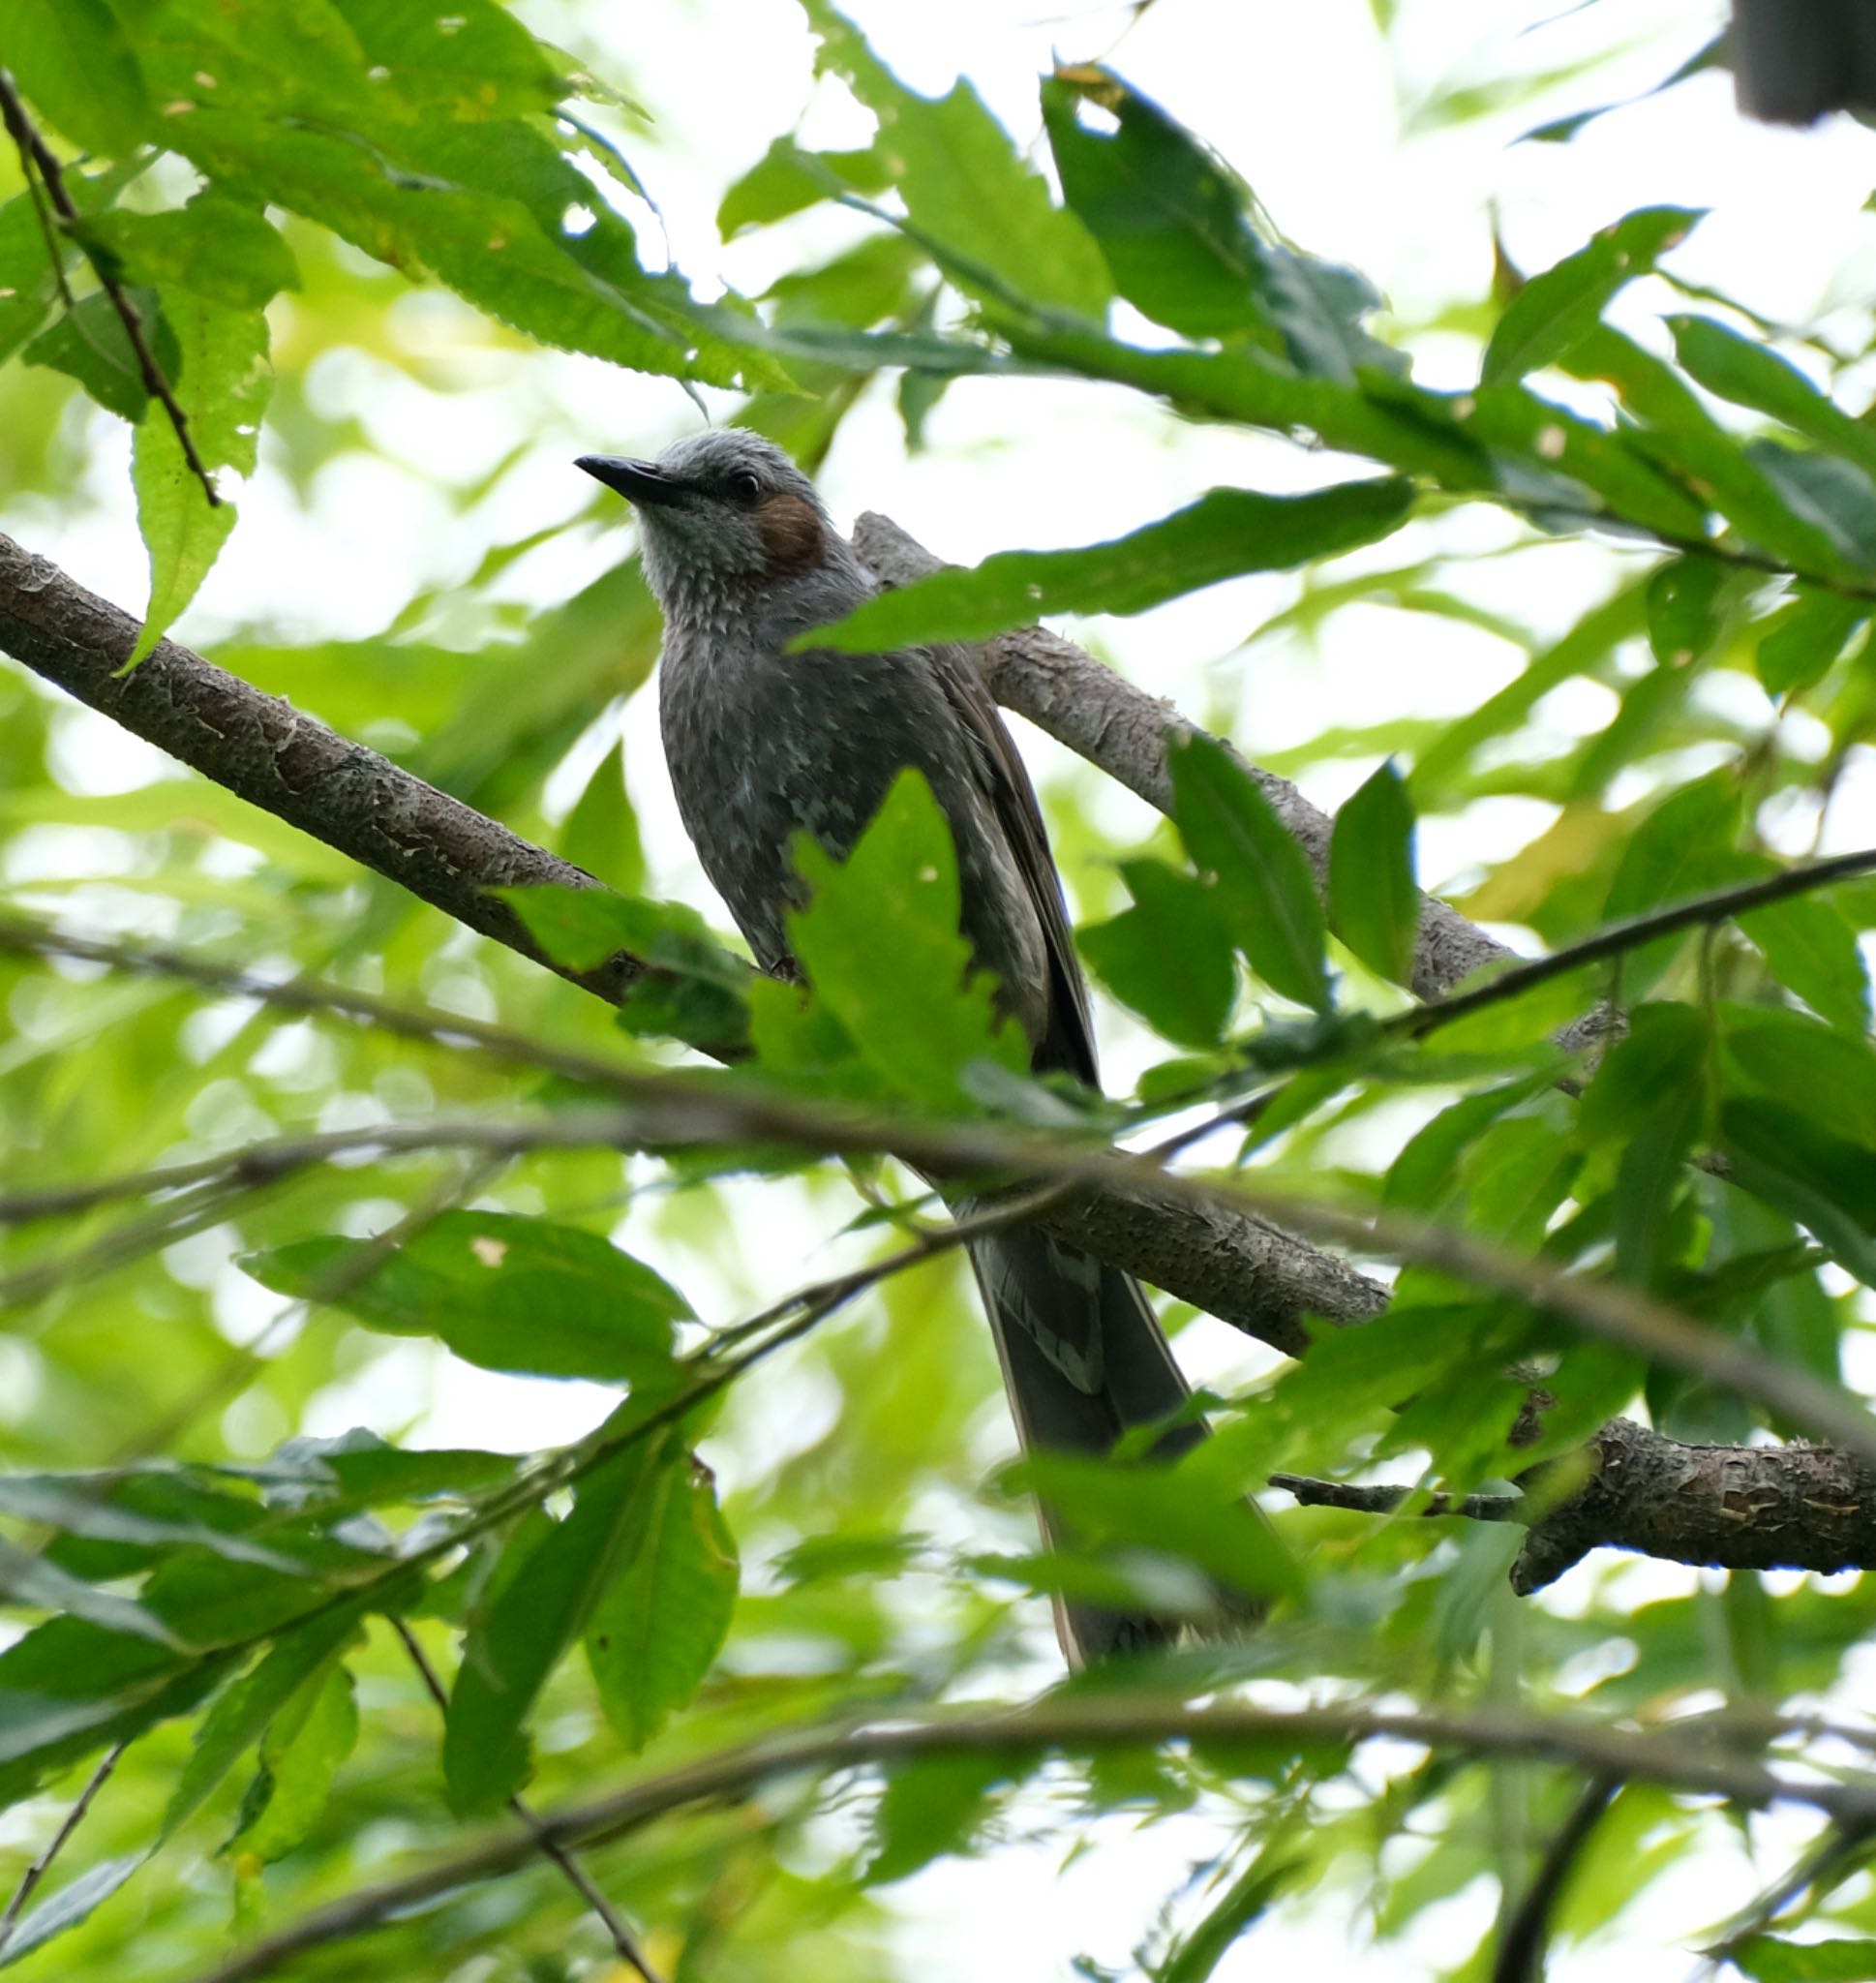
left=578, top=429, right=1231, bottom=1664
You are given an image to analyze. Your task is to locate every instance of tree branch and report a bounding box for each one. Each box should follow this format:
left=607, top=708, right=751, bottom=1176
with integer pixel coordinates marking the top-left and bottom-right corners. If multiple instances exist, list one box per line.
left=390, top=1620, right=666, bottom=1983
left=852, top=509, right=1517, bottom=1005
left=187, top=1694, right=1876, bottom=1983
left=3, top=534, right=1872, bottom=1586
left=0, top=533, right=1380, bottom=1346
left=0, top=75, right=220, bottom=508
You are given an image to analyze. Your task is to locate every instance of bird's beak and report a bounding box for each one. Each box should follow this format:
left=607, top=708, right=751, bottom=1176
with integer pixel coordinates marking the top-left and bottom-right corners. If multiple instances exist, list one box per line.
left=575, top=455, right=691, bottom=506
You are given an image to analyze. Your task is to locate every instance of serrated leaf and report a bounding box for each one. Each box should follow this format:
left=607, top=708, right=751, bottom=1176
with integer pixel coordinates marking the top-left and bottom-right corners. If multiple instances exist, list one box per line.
left=1482, top=206, right=1703, bottom=384
left=1168, top=732, right=1330, bottom=1011
left=810, top=480, right=1413, bottom=654
left=1044, top=68, right=1399, bottom=378
left=584, top=1451, right=738, bottom=1752
left=803, top=0, right=1109, bottom=320
left=130, top=291, right=271, bottom=662
left=22, top=287, right=178, bottom=423
left=88, top=195, right=300, bottom=311
left=785, top=769, right=1026, bottom=1106
left=1077, top=858, right=1237, bottom=1048
left=3, top=0, right=150, bottom=155
left=1328, top=760, right=1417, bottom=985
left=241, top=1210, right=688, bottom=1385
left=325, top=0, right=564, bottom=116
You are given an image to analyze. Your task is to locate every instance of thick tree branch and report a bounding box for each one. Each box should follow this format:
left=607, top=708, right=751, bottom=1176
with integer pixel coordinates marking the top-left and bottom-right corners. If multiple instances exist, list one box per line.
left=189, top=1694, right=1876, bottom=1983
left=0, top=533, right=634, bottom=1002
left=0, top=76, right=220, bottom=508
left=3, top=537, right=1873, bottom=1584
left=852, top=509, right=1515, bottom=1004
left=0, top=530, right=1377, bottom=1346
left=1277, top=1415, right=1876, bottom=1594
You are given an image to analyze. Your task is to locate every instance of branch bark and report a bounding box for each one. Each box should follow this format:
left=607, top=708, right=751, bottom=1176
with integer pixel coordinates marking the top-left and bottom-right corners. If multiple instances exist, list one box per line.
left=188, top=1693, right=1876, bottom=1983
left=3, top=530, right=1872, bottom=1588
left=852, top=510, right=1513, bottom=1003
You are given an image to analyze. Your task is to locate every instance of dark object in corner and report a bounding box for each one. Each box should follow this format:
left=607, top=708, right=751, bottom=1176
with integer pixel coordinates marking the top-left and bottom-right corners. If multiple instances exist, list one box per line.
left=1733, top=0, right=1876, bottom=124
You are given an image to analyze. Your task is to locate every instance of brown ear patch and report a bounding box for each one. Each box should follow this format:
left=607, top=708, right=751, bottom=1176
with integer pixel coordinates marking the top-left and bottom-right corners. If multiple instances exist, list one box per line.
left=757, top=490, right=826, bottom=576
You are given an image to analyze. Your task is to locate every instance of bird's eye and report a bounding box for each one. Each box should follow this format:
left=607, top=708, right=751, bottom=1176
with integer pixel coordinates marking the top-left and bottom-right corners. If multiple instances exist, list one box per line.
left=726, top=470, right=762, bottom=506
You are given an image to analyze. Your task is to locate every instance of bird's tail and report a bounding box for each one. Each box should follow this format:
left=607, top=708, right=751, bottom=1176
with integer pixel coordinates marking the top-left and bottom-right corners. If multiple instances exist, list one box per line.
left=966, top=1221, right=1249, bottom=1666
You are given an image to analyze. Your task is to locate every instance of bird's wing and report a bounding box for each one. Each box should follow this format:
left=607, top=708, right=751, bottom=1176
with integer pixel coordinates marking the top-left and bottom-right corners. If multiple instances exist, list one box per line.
left=923, top=639, right=1100, bottom=1084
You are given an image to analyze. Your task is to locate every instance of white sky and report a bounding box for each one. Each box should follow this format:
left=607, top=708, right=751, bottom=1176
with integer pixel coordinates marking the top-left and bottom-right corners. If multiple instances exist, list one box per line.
left=11, top=0, right=1876, bottom=1974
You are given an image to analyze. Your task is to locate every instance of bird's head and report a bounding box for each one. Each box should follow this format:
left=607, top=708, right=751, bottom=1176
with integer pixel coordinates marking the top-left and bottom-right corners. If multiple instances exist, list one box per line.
left=577, top=430, right=833, bottom=616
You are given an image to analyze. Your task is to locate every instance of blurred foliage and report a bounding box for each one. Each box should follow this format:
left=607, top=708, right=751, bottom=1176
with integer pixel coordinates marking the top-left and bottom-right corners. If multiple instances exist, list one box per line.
left=0, top=1, right=1874, bottom=1979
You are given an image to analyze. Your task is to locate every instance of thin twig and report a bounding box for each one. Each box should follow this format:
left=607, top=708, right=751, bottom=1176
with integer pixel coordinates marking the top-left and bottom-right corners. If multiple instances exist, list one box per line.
left=186, top=1696, right=1876, bottom=1983
left=0, top=73, right=219, bottom=506
left=0, top=1740, right=126, bottom=1955
left=1269, top=1474, right=1523, bottom=1523
left=3, top=913, right=1873, bottom=1471
left=1395, top=844, right=1876, bottom=1043
left=390, top=1621, right=666, bottom=1983
left=1492, top=1772, right=1619, bottom=1983
left=1700, top=1815, right=1876, bottom=1970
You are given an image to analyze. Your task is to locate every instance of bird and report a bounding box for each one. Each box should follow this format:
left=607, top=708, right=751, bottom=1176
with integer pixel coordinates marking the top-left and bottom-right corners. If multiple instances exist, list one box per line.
left=1731, top=0, right=1876, bottom=123
left=578, top=428, right=1245, bottom=1665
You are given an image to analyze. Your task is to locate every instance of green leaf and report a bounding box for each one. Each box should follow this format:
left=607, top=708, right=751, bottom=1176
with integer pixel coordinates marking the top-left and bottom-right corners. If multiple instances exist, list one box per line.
left=1043, top=69, right=1398, bottom=377
left=163, top=1605, right=367, bottom=1839
left=174, top=112, right=783, bottom=393
left=0, top=1537, right=180, bottom=1648
left=22, top=287, right=177, bottom=423
left=1719, top=1003, right=1876, bottom=1148
left=1482, top=206, right=1703, bottom=383
left=1167, top=732, right=1330, bottom=1011
left=3, top=0, right=150, bottom=154
left=325, top=0, right=565, bottom=116
left=1755, top=587, right=1866, bottom=698
left=1721, top=1099, right=1876, bottom=1286
left=500, top=881, right=751, bottom=1053
left=445, top=1433, right=670, bottom=1814
left=0, top=1855, right=142, bottom=1969
left=784, top=769, right=1026, bottom=1107
left=717, top=137, right=889, bottom=238
left=864, top=1753, right=1008, bottom=1885
left=1578, top=1004, right=1709, bottom=1283
left=1731, top=1936, right=1876, bottom=1982
left=87, top=195, right=301, bottom=310
left=1600, top=772, right=1743, bottom=994
left=1014, top=1452, right=1298, bottom=1602
left=807, top=479, right=1415, bottom=653
left=1643, top=556, right=1728, bottom=667
left=240, top=1210, right=688, bottom=1385
left=803, top=0, right=1109, bottom=320
left=556, top=742, right=646, bottom=896
left=231, top=1661, right=358, bottom=1861
left=1328, top=760, right=1418, bottom=985
left=1739, top=875, right=1872, bottom=1033
left=1077, top=859, right=1238, bottom=1048
left=129, top=291, right=271, bottom=662
left=584, top=1451, right=738, bottom=1752
left=1669, top=315, right=1876, bottom=486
